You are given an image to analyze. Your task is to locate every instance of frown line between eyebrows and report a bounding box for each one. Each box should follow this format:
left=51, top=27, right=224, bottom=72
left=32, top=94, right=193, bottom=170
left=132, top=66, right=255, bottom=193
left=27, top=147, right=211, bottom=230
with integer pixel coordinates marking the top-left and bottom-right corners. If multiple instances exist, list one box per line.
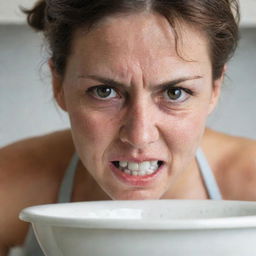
left=77, top=74, right=203, bottom=89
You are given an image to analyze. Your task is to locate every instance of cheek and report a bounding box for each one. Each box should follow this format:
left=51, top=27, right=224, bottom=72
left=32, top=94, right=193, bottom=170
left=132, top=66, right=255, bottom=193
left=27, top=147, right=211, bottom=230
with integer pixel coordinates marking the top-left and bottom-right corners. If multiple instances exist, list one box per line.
left=163, top=109, right=208, bottom=155
left=68, top=108, right=118, bottom=162
left=159, top=111, right=207, bottom=180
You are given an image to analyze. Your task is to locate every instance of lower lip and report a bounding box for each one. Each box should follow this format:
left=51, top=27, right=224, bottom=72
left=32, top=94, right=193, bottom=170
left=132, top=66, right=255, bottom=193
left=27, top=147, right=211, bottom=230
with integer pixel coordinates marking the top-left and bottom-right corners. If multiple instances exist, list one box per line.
left=110, top=163, right=164, bottom=187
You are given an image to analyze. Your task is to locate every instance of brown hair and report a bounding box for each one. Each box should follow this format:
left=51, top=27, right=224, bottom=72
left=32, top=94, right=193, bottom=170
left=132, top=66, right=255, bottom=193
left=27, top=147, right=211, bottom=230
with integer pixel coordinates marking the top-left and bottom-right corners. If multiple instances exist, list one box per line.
left=23, top=0, right=240, bottom=80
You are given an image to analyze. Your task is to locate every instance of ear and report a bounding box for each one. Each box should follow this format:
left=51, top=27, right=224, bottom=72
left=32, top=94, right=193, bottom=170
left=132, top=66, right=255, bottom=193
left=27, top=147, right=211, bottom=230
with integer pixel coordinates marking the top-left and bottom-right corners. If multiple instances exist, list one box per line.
left=48, top=59, right=67, bottom=111
left=208, top=65, right=227, bottom=115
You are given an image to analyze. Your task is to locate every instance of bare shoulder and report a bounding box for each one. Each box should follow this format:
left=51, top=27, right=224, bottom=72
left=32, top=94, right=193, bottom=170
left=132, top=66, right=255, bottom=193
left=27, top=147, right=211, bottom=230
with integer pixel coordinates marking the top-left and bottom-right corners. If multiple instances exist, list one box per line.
left=0, top=129, right=75, bottom=184
left=202, top=128, right=256, bottom=200
left=0, top=129, right=74, bottom=248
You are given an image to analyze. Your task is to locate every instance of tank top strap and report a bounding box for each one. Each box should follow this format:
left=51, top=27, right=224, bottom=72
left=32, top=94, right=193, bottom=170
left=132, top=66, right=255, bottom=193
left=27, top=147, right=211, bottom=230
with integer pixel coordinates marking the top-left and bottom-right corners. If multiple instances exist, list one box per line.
left=57, top=152, right=80, bottom=203
left=196, top=148, right=222, bottom=200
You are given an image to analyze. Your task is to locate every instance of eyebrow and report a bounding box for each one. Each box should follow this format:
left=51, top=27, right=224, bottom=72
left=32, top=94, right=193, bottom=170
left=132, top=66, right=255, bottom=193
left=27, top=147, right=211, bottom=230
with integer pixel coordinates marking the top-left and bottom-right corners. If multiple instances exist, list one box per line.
left=79, top=74, right=203, bottom=88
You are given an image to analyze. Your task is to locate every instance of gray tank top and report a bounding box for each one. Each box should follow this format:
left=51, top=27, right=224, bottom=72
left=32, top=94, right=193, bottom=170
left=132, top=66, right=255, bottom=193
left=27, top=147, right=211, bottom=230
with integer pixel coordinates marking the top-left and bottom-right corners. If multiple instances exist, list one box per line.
left=16, top=148, right=222, bottom=256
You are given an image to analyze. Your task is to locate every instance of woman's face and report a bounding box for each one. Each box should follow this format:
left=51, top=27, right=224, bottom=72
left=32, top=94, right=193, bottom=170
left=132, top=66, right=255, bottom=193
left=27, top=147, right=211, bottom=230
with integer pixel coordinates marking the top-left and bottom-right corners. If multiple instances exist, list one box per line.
left=52, top=12, right=222, bottom=200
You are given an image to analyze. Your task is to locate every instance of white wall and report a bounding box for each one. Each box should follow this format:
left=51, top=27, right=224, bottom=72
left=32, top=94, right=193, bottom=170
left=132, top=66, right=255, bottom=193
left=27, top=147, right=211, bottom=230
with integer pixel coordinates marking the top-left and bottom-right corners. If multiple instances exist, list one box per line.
left=207, top=28, right=256, bottom=138
left=0, top=25, right=256, bottom=147
left=0, top=25, right=70, bottom=146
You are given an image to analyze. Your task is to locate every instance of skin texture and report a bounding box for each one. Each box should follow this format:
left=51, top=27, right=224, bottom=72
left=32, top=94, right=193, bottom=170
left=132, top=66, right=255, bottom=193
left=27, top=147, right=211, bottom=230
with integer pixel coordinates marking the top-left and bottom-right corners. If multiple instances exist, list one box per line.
left=52, top=12, right=223, bottom=200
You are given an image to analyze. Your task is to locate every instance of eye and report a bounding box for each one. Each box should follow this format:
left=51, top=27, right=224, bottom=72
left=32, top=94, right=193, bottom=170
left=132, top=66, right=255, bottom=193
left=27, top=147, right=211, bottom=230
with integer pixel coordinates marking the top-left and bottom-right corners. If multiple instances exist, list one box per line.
left=163, top=87, right=191, bottom=102
left=88, top=86, right=118, bottom=100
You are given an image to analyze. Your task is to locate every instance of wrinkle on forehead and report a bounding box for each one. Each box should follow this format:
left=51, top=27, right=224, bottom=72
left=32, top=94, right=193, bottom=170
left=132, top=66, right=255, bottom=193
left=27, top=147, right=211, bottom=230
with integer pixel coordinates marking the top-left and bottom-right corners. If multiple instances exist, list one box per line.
left=73, top=12, right=177, bottom=59
left=68, top=12, right=210, bottom=84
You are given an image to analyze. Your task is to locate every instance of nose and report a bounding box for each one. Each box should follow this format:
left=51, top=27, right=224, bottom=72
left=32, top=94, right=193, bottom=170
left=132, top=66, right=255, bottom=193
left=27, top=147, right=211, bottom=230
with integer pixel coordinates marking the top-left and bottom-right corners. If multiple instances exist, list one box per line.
left=119, top=99, right=159, bottom=149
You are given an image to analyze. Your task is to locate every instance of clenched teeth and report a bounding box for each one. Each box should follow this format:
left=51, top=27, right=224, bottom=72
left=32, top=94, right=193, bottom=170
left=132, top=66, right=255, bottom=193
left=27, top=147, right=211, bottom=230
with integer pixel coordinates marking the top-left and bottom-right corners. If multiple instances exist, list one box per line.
left=113, top=160, right=163, bottom=176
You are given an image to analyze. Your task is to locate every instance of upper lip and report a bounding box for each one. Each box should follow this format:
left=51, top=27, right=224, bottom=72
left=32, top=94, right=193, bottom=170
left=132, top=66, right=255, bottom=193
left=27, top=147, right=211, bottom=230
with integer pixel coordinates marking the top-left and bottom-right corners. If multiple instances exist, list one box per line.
left=109, top=156, right=165, bottom=163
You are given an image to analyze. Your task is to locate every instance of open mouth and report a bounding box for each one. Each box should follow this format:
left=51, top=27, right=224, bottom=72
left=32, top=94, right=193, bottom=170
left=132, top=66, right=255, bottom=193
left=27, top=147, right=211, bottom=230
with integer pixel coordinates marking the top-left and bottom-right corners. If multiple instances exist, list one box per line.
left=112, top=160, right=164, bottom=176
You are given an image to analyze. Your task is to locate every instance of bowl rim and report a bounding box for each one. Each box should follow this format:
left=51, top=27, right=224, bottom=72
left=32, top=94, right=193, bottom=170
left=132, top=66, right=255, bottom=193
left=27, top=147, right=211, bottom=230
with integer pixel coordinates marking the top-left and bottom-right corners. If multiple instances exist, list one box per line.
left=19, top=199, right=256, bottom=230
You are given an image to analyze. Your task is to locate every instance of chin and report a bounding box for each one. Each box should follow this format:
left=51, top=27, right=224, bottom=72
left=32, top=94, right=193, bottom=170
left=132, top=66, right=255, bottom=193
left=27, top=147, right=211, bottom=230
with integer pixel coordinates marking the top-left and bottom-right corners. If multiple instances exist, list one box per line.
left=109, top=189, right=163, bottom=201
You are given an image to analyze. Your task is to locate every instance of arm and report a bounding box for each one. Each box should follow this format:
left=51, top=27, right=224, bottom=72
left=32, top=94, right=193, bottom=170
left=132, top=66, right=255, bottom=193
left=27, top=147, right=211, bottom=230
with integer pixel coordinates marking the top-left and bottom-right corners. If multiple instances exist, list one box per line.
left=0, top=246, right=9, bottom=256
left=0, top=130, right=74, bottom=251
left=0, top=142, right=31, bottom=252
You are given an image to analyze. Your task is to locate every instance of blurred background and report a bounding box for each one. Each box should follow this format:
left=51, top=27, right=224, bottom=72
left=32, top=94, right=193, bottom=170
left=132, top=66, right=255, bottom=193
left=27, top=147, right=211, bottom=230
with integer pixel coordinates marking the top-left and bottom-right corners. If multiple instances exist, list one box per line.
left=0, top=0, right=256, bottom=147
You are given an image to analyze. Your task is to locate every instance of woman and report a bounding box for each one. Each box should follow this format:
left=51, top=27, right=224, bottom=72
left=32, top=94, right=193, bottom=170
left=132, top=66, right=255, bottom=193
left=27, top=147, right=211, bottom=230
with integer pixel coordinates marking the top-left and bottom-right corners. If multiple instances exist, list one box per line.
left=1, top=0, right=255, bottom=255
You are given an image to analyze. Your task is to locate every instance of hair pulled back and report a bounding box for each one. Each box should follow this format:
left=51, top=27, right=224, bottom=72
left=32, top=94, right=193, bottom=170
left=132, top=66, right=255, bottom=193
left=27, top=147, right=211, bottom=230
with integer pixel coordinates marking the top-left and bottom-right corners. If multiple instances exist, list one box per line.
left=24, top=0, right=240, bottom=79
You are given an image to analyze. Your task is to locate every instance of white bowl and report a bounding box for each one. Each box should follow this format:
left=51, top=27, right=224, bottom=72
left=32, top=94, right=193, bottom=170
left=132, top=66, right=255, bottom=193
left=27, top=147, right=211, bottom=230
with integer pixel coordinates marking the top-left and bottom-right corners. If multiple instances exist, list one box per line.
left=20, top=200, right=256, bottom=256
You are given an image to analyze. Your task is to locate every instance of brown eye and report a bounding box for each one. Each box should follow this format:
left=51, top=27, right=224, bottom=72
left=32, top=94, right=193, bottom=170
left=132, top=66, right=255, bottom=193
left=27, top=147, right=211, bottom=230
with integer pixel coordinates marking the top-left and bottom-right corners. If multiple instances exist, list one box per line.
left=167, top=88, right=182, bottom=100
left=163, top=87, right=192, bottom=103
left=89, top=86, right=117, bottom=100
left=96, top=87, right=112, bottom=98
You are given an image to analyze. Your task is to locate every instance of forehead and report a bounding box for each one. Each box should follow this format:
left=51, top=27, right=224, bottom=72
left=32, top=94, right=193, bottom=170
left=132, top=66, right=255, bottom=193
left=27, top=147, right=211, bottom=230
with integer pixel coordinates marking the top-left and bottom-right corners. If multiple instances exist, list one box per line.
left=68, top=12, right=210, bottom=80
